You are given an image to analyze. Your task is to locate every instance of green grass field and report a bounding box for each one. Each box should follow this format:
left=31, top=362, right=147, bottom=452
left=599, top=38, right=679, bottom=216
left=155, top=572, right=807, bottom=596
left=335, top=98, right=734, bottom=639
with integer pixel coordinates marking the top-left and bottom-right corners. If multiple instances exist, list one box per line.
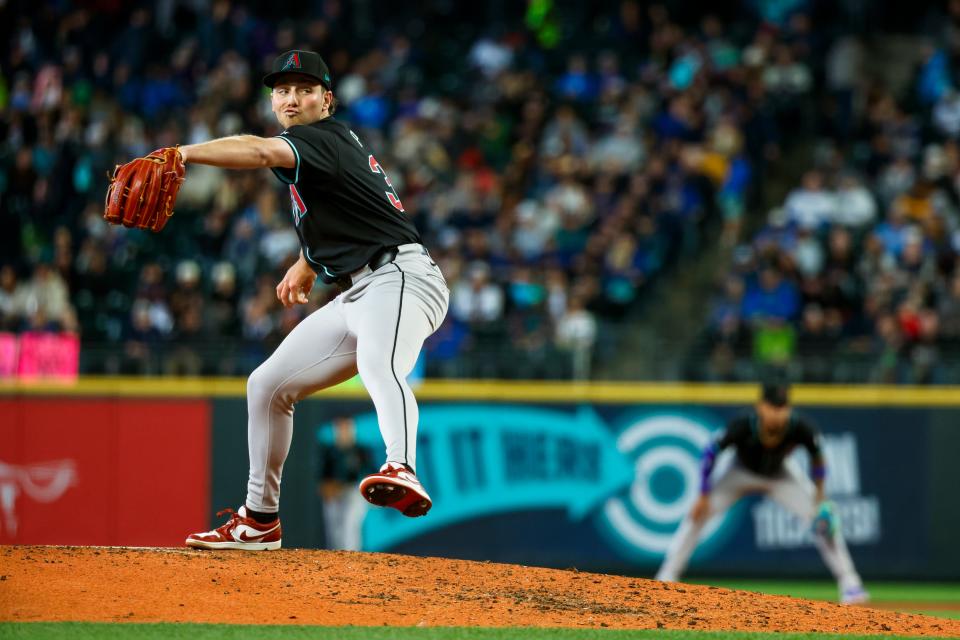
left=0, top=625, right=951, bottom=640
left=694, top=580, right=960, bottom=620
left=3, top=582, right=956, bottom=639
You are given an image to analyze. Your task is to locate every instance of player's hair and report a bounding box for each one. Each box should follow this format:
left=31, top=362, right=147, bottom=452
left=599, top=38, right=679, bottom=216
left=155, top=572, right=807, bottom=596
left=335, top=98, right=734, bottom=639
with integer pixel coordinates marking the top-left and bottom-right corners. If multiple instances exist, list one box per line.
left=326, top=89, right=338, bottom=116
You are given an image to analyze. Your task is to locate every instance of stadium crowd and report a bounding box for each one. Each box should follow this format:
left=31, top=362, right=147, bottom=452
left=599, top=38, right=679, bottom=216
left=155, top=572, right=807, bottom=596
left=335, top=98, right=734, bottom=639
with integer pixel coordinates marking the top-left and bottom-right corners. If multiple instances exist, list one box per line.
left=0, top=0, right=775, bottom=378
left=695, top=2, right=960, bottom=383
left=0, top=0, right=936, bottom=381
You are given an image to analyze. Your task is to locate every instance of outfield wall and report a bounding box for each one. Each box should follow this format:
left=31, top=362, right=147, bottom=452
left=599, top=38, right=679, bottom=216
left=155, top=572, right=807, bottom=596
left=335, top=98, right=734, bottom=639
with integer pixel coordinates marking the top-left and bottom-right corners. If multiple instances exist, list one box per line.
left=1, top=379, right=958, bottom=579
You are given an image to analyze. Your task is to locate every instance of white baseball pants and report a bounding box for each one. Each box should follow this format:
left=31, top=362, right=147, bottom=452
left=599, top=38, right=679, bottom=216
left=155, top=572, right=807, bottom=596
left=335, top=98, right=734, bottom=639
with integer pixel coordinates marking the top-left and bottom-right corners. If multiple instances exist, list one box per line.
left=244, top=244, right=449, bottom=513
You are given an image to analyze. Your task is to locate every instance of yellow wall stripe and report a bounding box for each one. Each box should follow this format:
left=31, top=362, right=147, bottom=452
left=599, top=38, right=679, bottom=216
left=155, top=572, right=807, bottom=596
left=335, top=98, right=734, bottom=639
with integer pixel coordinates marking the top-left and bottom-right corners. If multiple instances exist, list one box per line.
left=1, top=376, right=959, bottom=406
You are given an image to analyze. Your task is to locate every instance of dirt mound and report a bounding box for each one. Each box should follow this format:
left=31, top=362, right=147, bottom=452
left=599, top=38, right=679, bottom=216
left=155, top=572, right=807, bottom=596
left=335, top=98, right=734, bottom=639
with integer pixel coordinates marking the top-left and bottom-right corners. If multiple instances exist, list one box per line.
left=1, top=546, right=956, bottom=636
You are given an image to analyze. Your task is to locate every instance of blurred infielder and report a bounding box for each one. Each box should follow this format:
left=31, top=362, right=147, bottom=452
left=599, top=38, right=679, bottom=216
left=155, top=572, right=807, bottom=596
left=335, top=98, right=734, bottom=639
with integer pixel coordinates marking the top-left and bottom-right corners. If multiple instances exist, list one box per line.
left=318, top=417, right=371, bottom=551
left=178, top=50, right=449, bottom=550
left=655, top=382, right=869, bottom=604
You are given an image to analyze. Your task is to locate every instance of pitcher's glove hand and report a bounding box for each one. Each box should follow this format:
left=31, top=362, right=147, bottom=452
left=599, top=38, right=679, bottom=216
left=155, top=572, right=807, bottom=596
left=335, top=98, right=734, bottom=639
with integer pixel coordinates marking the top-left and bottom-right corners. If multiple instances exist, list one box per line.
left=812, top=500, right=839, bottom=539
left=104, top=147, right=185, bottom=232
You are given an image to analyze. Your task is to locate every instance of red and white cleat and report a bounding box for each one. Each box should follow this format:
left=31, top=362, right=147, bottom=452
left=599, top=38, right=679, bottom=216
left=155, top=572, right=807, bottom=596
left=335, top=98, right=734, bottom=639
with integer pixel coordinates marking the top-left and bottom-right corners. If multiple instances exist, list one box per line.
left=359, top=462, right=432, bottom=517
left=185, top=506, right=281, bottom=550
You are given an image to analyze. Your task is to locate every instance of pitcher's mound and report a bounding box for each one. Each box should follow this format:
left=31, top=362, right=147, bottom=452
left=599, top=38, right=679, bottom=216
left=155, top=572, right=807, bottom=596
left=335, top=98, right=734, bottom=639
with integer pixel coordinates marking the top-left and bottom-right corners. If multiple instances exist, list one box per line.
left=2, top=546, right=956, bottom=636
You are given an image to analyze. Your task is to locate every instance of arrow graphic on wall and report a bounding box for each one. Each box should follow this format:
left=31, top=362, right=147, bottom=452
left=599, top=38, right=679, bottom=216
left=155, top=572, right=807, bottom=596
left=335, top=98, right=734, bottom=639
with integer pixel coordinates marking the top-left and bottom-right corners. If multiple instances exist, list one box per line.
left=319, top=405, right=635, bottom=551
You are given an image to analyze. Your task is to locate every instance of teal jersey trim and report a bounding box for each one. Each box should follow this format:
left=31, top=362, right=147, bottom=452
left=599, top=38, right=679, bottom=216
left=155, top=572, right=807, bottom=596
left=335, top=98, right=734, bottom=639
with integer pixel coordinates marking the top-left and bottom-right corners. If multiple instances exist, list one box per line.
left=304, top=246, right=335, bottom=279
left=270, top=135, right=301, bottom=184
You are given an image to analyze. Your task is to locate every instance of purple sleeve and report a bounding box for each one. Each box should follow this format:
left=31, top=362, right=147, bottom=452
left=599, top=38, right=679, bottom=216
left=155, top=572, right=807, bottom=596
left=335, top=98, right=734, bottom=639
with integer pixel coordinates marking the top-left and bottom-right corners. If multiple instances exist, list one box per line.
left=811, top=453, right=826, bottom=481
left=700, top=441, right=720, bottom=494
left=797, top=417, right=826, bottom=482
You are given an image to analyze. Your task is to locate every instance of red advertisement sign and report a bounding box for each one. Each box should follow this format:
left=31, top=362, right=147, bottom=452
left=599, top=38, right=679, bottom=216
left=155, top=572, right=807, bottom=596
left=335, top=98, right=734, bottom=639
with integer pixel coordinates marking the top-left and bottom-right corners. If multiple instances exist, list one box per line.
left=0, top=333, right=17, bottom=378
left=0, top=398, right=210, bottom=546
left=16, top=332, right=80, bottom=380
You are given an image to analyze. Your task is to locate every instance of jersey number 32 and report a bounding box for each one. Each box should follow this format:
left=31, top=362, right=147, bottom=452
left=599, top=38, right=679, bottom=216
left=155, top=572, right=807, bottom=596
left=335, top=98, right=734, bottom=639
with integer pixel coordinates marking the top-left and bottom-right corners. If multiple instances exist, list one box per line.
left=368, top=155, right=405, bottom=213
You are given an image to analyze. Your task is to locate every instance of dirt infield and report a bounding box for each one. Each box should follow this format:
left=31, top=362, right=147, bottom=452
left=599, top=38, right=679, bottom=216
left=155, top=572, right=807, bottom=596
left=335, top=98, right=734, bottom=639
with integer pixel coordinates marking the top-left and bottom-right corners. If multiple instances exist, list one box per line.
left=1, top=546, right=957, bottom=636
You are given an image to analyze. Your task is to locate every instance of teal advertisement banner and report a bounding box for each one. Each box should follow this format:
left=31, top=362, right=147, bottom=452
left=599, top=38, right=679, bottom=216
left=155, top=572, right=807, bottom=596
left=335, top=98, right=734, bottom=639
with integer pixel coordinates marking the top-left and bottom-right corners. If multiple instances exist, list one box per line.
left=211, top=398, right=959, bottom=579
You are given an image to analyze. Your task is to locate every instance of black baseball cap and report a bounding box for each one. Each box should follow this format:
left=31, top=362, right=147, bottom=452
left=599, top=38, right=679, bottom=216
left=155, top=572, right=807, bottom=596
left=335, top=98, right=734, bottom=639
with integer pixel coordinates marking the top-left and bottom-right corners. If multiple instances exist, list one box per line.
left=263, top=50, right=332, bottom=89
left=760, top=381, right=790, bottom=407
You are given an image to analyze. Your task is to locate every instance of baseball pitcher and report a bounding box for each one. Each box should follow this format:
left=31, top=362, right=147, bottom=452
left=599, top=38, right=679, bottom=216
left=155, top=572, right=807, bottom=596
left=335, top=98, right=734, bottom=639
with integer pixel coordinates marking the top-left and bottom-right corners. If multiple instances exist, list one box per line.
left=106, top=50, right=449, bottom=550
left=655, top=382, right=869, bottom=604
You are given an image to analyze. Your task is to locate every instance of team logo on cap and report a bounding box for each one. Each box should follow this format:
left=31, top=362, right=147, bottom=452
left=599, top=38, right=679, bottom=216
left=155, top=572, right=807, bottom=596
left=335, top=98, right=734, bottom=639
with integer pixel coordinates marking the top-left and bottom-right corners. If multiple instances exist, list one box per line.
left=282, top=52, right=301, bottom=70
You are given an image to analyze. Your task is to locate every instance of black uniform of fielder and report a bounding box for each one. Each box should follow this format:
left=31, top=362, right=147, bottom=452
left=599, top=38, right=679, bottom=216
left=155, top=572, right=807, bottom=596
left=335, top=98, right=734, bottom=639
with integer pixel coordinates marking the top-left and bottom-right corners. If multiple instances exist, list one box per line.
left=715, top=413, right=823, bottom=478
left=655, top=384, right=868, bottom=603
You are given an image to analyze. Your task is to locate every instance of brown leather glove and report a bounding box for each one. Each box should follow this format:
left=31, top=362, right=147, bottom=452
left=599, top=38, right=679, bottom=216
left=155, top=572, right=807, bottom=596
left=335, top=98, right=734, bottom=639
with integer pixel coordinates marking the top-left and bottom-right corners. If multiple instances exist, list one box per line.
left=104, top=147, right=185, bottom=232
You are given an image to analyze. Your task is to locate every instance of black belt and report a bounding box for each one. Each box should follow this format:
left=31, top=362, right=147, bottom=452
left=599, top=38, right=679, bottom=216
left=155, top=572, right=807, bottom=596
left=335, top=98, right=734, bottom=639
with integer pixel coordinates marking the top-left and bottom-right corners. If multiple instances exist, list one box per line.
left=333, top=246, right=399, bottom=291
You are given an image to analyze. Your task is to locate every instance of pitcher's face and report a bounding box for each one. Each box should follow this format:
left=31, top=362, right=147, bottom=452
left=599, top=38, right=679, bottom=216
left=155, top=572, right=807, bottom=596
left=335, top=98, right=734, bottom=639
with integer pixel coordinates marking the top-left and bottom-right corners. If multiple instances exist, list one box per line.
left=271, top=75, right=332, bottom=128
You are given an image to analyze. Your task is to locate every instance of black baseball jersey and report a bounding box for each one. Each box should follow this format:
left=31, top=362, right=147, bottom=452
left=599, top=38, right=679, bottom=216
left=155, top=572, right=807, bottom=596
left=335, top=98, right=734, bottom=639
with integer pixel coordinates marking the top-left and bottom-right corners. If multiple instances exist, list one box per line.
left=718, top=412, right=823, bottom=477
left=271, top=117, right=420, bottom=283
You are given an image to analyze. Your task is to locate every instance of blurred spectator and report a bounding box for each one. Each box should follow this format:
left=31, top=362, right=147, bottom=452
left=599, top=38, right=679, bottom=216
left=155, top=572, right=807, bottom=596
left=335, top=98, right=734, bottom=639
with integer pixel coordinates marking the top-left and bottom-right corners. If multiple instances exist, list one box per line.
left=938, top=272, right=960, bottom=338
left=763, top=45, right=813, bottom=97
left=0, top=266, right=29, bottom=331
left=451, top=262, right=504, bottom=324
left=555, top=54, right=597, bottom=102
left=207, top=262, right=241, bottom=338
left=796, top=303, right=836, bottom=382
left=832, top=174, right=877, bottom=230
left=589, top=120, right=644, bottom=175
left=555, top=295, right=597, bottom=380
left=469, top=35, right=514, bottom=79
left=877, top=211, right=910, bottom=263
left=784, top=171, right=834, bottom=231
left=21, top=264, right=73, bottom=331
left=867, top=313, right=900, bottom=382
left=752, top=318, right=796, bottom=369
left=933, top=89, right=960, bottom=139
left=915, top=46, right=950, bottom=106
left=169, top=260, right=204, bottom=325
left=908, top=308, right=941, bottom=383
left=120, top=298, right=164, bottom=375
left=877, top=157, right=916, bottom=207
left=792, top=227, right=824, bottom=279
left=743, top=266, right=801, bottom=322
left=165, top=305, right=208, bottom=377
